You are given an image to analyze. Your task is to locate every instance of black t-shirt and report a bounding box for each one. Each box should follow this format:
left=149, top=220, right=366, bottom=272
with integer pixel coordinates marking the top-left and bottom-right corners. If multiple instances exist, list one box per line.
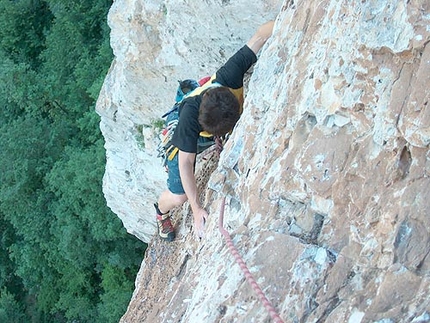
left=171, top=45, right=257, bottom=153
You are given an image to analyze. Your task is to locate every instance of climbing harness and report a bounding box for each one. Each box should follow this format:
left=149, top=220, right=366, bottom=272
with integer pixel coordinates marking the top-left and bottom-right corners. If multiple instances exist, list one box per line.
left=218, top=197, right=285, bottom=323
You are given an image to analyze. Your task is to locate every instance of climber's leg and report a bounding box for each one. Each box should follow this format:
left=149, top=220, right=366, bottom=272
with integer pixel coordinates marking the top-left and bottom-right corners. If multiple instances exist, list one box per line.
left=154, top=153, right=187, bottom=241
left=157, top=189, right=187, bottom=214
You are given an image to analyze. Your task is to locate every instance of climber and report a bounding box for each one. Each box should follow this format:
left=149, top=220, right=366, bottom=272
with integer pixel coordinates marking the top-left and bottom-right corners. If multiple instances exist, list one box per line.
left=154, top=20, right=275, bottom=241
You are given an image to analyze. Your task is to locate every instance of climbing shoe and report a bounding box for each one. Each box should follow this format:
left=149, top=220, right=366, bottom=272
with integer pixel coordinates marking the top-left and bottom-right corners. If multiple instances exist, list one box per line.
left=154, top=203, right=175, bottom=241
left=156, top=215, right=175, bottom=242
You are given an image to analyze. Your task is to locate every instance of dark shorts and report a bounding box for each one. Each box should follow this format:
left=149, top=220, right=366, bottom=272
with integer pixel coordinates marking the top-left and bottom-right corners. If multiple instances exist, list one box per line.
left=166, top=153, right=185, bottom=195
left=165, top=110, right=185, bottom=195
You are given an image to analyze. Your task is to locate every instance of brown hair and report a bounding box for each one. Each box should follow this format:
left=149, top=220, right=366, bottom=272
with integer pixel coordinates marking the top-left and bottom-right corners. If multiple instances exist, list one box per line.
left=198, top=87, right=241, bottom=136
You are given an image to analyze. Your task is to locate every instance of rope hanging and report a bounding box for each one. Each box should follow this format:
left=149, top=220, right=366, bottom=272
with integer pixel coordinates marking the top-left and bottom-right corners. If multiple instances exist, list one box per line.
left=218, top=197, right=285, bottom=323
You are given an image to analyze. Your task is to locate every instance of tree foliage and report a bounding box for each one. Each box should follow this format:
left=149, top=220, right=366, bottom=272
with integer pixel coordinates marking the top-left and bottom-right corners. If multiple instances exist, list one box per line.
left=0, top=0, right=146, bottom=322
left=0, top=288, right=27, bottom=323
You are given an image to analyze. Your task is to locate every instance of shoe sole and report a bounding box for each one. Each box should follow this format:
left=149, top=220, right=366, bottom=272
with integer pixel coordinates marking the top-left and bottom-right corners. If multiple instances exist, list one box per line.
left=161, top=232, right=175, bottom=242
left=157, top=221, right=175, bottom=242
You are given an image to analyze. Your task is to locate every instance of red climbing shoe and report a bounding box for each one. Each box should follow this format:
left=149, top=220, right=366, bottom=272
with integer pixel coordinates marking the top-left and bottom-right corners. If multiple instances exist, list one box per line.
left=156, top=214, right=175, bottom=242
left=154, top=203, right=175, bottom=241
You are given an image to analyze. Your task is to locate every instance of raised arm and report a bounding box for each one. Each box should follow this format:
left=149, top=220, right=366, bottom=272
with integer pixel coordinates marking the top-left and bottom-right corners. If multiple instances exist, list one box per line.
left=246, top=20, right=275, bottom=55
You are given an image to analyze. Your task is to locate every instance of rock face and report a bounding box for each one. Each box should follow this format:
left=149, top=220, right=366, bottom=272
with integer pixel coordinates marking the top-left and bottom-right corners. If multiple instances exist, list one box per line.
left=96, top=0, right=279, bottom=242
left=96, top=0, right=430, bottom=322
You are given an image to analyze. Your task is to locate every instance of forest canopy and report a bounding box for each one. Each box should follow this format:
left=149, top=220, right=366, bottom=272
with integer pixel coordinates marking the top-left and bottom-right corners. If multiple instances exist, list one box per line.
left=0, top=0, right=146, bottom=322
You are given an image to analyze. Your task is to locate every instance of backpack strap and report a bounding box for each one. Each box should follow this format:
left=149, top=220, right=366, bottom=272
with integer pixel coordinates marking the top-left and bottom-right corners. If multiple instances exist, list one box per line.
left=184, top=74, right=220, bottom=98
left=199, top=131, right=214, bottom=137
left=158, top=75, right=244, bottom=165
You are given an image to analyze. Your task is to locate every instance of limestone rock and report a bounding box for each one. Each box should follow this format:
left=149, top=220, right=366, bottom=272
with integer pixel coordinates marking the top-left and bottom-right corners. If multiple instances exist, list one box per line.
left=96, top=0, right=430, bottom=322
left=96, top=0, right=278, bottom=241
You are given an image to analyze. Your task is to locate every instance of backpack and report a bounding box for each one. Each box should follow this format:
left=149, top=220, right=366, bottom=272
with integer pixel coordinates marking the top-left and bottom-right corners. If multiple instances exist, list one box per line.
left=157, top=77, right=218, bottom=166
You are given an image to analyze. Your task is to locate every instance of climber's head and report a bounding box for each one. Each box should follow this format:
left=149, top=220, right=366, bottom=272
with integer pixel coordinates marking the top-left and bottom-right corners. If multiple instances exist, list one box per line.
left=198, top=87, right=240, bottom=136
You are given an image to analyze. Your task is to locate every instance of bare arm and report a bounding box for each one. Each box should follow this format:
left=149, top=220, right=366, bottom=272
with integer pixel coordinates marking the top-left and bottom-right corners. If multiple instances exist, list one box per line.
left=246, top=20, right=275, bottom=55
left=178, top=150, right=208, bottom=238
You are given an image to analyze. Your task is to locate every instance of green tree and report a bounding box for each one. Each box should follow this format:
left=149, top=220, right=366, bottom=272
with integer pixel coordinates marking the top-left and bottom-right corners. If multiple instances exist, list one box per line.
left=40, top=0, right=113, bottom=122
left=0, top=288, right=28, bottom=323
left=0, top=215, right=25, bottom=303
left=0, top=0, right=53, bottom=67
left=0, top=55, right=45, bottom=122
left=96, top=264, right=136, bottom=323
left=0, top=0, right=147, bottom=321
